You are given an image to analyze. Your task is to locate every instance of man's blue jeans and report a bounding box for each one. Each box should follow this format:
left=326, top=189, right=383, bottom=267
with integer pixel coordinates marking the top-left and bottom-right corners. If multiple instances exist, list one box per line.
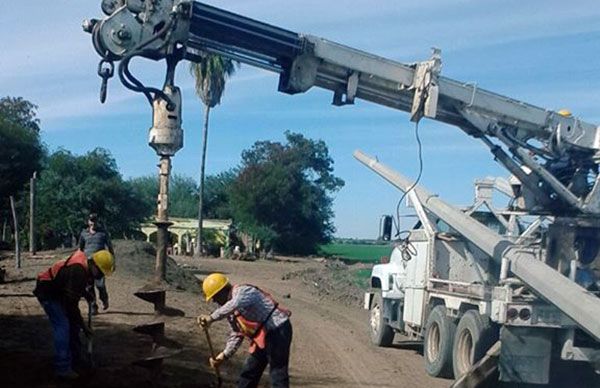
left=39, top=299, right=81, bottom=374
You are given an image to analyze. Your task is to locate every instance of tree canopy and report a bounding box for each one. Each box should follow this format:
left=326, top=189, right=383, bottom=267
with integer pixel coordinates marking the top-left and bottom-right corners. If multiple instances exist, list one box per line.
left=0, top=97, right=41, bottom=133
left=36, top=148, right=149, bottom=247
left=230, top=131, right=344, bottom=254
left=189, top=55, right=238, bottom=109
left=129, top=174, right=199, bottom=219
left=0, top=97, right=44, bottom=200
left=203, top=170, right=236, bottom=219
left=129, top=171, right=236, bottom=220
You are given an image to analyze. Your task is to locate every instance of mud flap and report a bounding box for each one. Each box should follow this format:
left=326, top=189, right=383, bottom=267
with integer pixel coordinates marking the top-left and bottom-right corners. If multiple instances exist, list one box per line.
left=364, top=292, right=374, bottom=310
left=499, top=326, right=552, bottom=384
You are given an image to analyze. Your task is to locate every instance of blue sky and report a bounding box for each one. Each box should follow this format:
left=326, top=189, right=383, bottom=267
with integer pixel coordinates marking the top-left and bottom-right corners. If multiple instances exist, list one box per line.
left=2, top=1, right=600, bottom=238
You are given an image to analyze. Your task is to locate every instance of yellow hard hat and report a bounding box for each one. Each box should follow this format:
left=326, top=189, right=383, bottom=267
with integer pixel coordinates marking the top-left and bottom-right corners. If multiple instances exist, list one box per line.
left=92, top=250, right=115, bottom=276
left=557, top=109, right=572, bottom=117
left=203, top=273, right=229, bottom=302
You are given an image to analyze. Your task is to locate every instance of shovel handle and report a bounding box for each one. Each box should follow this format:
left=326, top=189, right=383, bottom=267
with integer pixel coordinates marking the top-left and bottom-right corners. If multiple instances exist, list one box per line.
left=87, top=302, right=94, bottom=367
left=201, top=323, right=222, bottom=387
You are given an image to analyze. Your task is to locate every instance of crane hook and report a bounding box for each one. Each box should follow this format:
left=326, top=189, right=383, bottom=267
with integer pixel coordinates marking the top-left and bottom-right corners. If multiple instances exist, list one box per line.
left=97, top=59, right=115, bottom=103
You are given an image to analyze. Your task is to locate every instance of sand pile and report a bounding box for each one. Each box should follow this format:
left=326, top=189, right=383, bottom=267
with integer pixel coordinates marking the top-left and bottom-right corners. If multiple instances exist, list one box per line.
left=283, top=260, right=368, bottom=307
left=113, top=240, right=200, bottom=293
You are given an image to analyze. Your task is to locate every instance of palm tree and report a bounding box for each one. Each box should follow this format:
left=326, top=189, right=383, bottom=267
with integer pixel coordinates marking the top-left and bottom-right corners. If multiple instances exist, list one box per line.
left=190, top=54, right=237, bottom=258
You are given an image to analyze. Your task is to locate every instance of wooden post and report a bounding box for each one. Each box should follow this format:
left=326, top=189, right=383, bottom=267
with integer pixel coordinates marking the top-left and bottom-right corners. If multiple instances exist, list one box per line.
left=29, top=171, right=37, bottom=255
left=10, top=196, right=21, bottom=269
left=1, top=218, right=6, bottom=242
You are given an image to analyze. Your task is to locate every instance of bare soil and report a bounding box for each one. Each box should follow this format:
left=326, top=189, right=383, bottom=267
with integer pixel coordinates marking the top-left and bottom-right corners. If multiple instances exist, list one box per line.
left=0, top=241, right=448, bottom=387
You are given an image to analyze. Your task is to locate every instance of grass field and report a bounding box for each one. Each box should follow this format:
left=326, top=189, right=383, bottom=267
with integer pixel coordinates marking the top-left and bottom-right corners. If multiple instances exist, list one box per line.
left=319, top=243, right=393, bottom=263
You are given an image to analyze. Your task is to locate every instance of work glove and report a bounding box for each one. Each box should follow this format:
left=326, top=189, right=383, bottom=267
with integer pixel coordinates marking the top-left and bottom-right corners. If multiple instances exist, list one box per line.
left=197, top=314, right=213, bottom=328
left=209, top=352, right=226, bottom=369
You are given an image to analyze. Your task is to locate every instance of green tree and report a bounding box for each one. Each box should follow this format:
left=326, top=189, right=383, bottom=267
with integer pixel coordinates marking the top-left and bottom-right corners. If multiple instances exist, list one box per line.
left=0, top=96, right=41, bottom=133
left=231, top=132, right=344, bottom=255
left=36, top=148, right=150, bottom=248
left=190, top=54, right=238, bottom=256
left=203, top=170, right=236, bottom=219
left=129, top=174, right=200, bottom=218
left=128, top=175, right=156, bottom=218
left=0, top=97, right=44, bottom=200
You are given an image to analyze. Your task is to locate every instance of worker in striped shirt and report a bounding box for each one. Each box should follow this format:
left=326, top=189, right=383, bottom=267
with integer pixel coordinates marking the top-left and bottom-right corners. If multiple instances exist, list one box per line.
left=199, top=273, right=292, bottom=388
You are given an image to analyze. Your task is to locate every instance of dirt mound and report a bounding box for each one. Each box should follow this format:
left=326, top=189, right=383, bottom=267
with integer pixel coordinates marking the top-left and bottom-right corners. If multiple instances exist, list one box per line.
left=283, top=260, right=368, bottom=307
left=114, top=240, right=200, bottom=293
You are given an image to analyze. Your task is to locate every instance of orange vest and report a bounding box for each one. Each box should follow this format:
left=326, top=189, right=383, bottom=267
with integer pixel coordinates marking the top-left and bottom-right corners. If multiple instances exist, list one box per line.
left=37, top=250, right=89, bottom=282
left=233, top=285, right=291, bottom=353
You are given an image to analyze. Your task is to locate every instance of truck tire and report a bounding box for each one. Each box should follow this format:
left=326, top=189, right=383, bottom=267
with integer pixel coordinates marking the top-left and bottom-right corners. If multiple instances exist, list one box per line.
left=369, top=292, right=394, bottom=346
left=452, top=310, right=498, bottom=379
left=424, top=305, right=456, bottom=378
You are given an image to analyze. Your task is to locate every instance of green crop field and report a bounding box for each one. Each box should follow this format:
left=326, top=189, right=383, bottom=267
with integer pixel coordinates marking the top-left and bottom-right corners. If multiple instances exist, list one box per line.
left=319, top=243, right=393, bottom=263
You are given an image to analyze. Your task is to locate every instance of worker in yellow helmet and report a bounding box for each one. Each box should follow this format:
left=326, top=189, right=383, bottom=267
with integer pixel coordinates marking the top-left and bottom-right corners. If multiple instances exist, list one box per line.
left=198, top=273, right=293, bottom=388
left=33, top=249, right=114, bottom=380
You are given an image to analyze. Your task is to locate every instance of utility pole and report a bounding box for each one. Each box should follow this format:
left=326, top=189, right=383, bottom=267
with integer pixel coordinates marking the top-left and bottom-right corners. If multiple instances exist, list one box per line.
left=29, top=171, right=37, bottom=255
left=9, top=196, right=20, bottom=269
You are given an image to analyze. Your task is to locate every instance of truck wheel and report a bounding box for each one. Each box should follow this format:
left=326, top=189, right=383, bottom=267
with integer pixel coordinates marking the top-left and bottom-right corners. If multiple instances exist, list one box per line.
left=452, top=310, right=497, bottom=379
left=369, top=292, right=394, bottom=346
left=424, top=305, right=456, bottom=378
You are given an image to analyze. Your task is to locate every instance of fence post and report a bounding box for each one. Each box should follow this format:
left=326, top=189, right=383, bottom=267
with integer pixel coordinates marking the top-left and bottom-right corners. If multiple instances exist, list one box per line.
left=10, top=196, right=21, bottom=269
left=29, top=171, right=37, bottom=255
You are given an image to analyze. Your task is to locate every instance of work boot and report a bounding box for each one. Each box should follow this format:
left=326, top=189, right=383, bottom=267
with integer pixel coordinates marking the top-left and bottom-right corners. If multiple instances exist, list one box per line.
left=91, top=302, right=99, bottom=316
left=56, top=370, right=79, bottom=381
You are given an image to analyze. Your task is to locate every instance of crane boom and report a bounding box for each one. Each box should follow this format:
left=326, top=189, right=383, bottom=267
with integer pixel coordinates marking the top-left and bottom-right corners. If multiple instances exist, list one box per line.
left=187, top=1, right=592, bottom=141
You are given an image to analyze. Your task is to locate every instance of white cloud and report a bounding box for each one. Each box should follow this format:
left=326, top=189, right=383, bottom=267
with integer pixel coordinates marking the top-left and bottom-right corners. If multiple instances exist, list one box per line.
left=38, top=91, right=141, bottom=123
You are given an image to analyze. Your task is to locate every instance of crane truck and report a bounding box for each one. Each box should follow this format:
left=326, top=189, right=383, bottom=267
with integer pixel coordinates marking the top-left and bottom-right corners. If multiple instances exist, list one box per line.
left=84, top=1, right=600, bottom=385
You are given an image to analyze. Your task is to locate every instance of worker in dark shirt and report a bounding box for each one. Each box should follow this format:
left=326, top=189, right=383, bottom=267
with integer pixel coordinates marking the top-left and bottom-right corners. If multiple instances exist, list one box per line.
left=78, top=213, right=115, bottom=314
left=34, top=249, right=115, bottom=380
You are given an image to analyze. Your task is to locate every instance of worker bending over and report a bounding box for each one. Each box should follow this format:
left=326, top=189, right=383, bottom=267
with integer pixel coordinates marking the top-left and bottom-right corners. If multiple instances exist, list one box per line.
left=33, top=249, right=115, bottom=380
left=199, top=273, right=293, bottom=388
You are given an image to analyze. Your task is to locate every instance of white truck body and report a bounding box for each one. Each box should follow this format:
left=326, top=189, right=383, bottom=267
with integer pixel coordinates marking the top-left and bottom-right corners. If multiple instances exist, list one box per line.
left=361, top=159, right=600, bottom=384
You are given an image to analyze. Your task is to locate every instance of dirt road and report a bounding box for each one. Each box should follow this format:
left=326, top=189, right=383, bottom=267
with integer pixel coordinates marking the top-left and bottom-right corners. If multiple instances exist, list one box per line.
left=0, top=243, right=447, bottom=387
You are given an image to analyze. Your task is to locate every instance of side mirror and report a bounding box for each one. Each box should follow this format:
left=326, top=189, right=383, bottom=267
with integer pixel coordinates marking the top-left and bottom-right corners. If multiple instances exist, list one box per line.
left=380, top=215, right=393, bottom=241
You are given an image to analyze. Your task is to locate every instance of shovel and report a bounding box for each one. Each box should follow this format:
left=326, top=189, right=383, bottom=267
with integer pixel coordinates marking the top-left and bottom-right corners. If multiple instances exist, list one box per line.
left=87, top=302, right=94, bottom=368
left=198, top=320, right=222, bottom=387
